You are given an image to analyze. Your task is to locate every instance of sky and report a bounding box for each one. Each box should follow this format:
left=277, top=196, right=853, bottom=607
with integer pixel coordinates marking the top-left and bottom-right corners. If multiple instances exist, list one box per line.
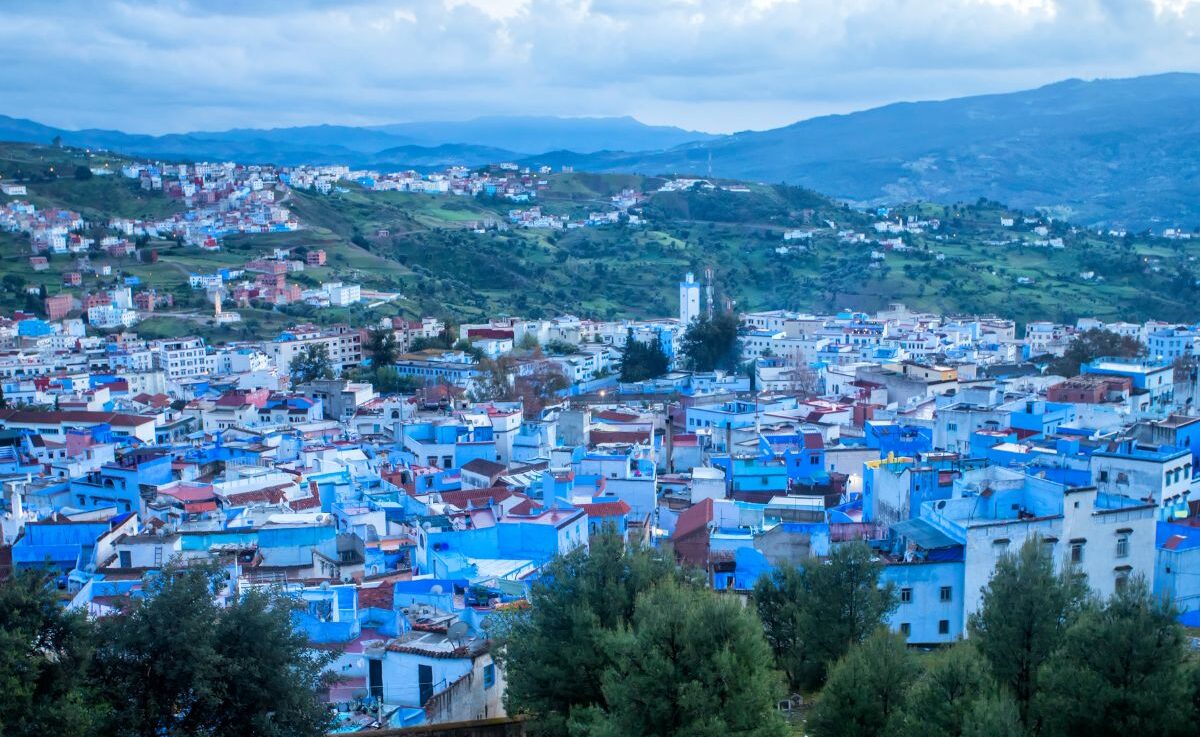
left=3, top=0, right=1200, bottom=134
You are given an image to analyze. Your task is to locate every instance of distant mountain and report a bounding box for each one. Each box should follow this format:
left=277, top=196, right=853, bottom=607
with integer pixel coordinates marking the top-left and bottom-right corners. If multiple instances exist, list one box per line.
left=0, top=113, right=712, bottom=169
left=368, top=115, right=716, bottom=154
left=539, top=73, right=1200, bottom=227
left=5, top=74, right=1200, bottom=224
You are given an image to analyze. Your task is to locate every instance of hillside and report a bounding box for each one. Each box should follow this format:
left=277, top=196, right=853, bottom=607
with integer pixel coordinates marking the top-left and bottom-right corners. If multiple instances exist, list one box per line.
left=5, top=75, right=1200, bottom=225
left=3, top=142, right=1200, bottom=343
left=558, top=73, right=1200, bottom=228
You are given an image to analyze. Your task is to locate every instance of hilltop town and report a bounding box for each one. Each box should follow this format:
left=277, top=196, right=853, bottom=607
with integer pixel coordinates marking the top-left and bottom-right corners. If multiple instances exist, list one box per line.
left=5, top=142, right=1200, bottom=733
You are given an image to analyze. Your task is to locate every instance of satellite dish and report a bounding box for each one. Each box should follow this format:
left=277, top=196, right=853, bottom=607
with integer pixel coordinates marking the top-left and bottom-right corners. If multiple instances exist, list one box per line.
left=429, top=584, right=444, bottom=596
left=446, top=621, right=470, bottom=646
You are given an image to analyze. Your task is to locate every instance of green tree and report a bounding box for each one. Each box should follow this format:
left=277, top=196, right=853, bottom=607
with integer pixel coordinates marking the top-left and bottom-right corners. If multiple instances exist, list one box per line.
left=92, top=563, right=334, bottom=737
left=680, top=310, right=743, bottom=372
left=1046, top=328, right=1143, bottom=376
left=496, top=528, right=677, bottom=737
left=1035, top=577, right=1192, bottom=737
left=962, top=693, right=1025, bottom=737
left=573, top=580, right=788, bottom=737
left=206, top=587, right=337, bottom=737
left=289, top=344, right=334, bottom=385
left=365, top=326, right=399, bottom=367
left=807, top=629, right=917, bottom=737
left=968, top=538, right=1089, bottom=727
left=890, top=642, right=1020, bottom=737
left=0, top=570, right=99, bottom=737
left=74, top=165, right=93, bottom=181
left=618, top=331, right=670, bottom=382
left=754, top=541, right=896, bottom=690
left=92, top=563, right=225, bottom=736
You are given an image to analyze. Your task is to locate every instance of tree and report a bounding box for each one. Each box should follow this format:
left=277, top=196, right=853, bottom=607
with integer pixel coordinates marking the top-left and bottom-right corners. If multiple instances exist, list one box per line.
left=968, top=538, right=1089, bottom=727
left=364, top=326, right=399, bottom=367
left=92, top=563, right=226, bottom=736
left=206, top=587, right=337, bottom=737
left=354, top=365, right=422, bottom=394
left=1035, top=577, right=1193, bottom=737
left=573, top=580, right=788, bottom=737
left=73, top=165, right=93, bottom=181
left=1046, top=328, right=1143, bottom=377
left=618, top=331, right=670, bottom=382
left=962, top=694, right=1025, bottom=737
left=679, top=310, right=742, bottom=372
left=0, top=570, right=99, bottom=737
left=889, top=642, right=1020, bottom=737
left=92, top=563, right=334, bottom=737
left=496, top=528, right=677, bottom=737
left=289, top=344, right=334, bottom=385
left=754, top=541, right=896, bottom=690
left=807, top=629, right=917, bottom=737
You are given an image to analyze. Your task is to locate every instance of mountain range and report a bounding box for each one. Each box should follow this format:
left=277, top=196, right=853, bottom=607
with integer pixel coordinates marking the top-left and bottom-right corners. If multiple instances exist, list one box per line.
left=3, top=73, right=1200, bottom=226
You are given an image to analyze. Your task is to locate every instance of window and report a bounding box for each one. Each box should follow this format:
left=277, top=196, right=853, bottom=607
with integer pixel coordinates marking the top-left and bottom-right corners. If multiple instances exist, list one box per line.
left=1099, top=470, right=1109, bottom=482
left=940, top=586, right=952, bottom=602
left=1116, top=533, right=1130, bottom=559
left=810, top=456, right=820, bottom=465
left=938, top=619, right=950, bottom=635
left=899, top=622, right=911, bottom=636
left=1115, top=572, right=1130, bottom=593
left=1070, top=540, right=1086, bottom=564
left=483, top=663, right=496, bottom=688
left=947, top=422, right=958, bottom=431
left=900, top=587, right=913, bottom=603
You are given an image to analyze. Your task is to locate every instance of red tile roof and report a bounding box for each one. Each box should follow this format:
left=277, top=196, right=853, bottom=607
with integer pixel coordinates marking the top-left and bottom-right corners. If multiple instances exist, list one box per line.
left=579, top=500, right=631, bottom=518
left=672, top=497, right=714, bottom=541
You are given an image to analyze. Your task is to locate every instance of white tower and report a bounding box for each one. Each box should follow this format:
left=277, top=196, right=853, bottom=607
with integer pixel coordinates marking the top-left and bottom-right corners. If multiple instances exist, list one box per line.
left=679, top=272, right=701, bottom=325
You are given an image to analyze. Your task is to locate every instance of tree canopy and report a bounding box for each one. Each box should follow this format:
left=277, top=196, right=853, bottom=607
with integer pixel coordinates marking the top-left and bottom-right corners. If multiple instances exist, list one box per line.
left=807, top=629, right=917, bottom=737
left=1046, top=328, right=1143, bottom=376
left=1035, top=576, right=1195, bottom=737
left=91, top=562, right=335, bottom=737
left=574, top=580, right=788, bottom=737
left=0, top=570, right=98, bottom=737
left=365, top=326, right=399, bottom=367
left=679, top=310, right=743, bottom=372
left=497, top=528, right=678, bottom=736
left=289, top=344, right=334, bottom=385
left=618, top=331, right=670, bottom=382
left=967, top=538, right=1089, bottom=728
left=754, top=541, right=896, bottom=691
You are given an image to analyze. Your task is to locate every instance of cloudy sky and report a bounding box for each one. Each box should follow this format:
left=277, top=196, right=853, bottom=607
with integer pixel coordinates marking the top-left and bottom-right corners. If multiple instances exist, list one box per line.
left=4, top=0, right=1200, bottom=134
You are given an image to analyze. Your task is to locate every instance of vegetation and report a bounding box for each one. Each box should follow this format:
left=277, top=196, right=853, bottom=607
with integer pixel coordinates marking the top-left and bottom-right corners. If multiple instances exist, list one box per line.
left=0, top=570, right=98, bottom=736
left=803, top=538, right=1200, bottom=737
left=753, top=541, right=896, bottom=691
left=967, top=539, right=1089, bottom=727
left=497, top=529, right=680, bottom=736
left=573, top=580, right=788, bottom=737
left=9, top=142, right=1200, bottom=341
left=288, top=344, right=334, bottom=385
left=1045, top=327, right=1144, bottom=376
left=1035, top=577, right=1195, bottom=737
left=0, top=565, right=334, bottom=737
left=617, top=331, right=670, bottom=382
left=499, top=528, right=785, bottom=737
left=679, top=310, right=743, bottom=372
left=807, top=629, right=917, bottom=737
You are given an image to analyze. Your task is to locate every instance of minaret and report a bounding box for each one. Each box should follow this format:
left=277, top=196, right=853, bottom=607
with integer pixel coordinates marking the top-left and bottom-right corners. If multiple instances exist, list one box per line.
left=679, top=272, right=700, bottom=325
left=213, top=288, right=222, bottom=318
left=704, top=267, right=714, bottom=318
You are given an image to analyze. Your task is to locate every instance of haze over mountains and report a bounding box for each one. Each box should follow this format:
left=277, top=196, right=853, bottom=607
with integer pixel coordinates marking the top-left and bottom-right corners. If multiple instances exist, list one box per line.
left=3, top=73, right=1200, bottom=226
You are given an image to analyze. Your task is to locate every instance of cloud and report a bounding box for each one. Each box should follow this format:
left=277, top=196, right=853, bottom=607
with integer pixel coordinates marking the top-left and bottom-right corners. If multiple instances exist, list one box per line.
left=0, top=0, right=1198, bottom=133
